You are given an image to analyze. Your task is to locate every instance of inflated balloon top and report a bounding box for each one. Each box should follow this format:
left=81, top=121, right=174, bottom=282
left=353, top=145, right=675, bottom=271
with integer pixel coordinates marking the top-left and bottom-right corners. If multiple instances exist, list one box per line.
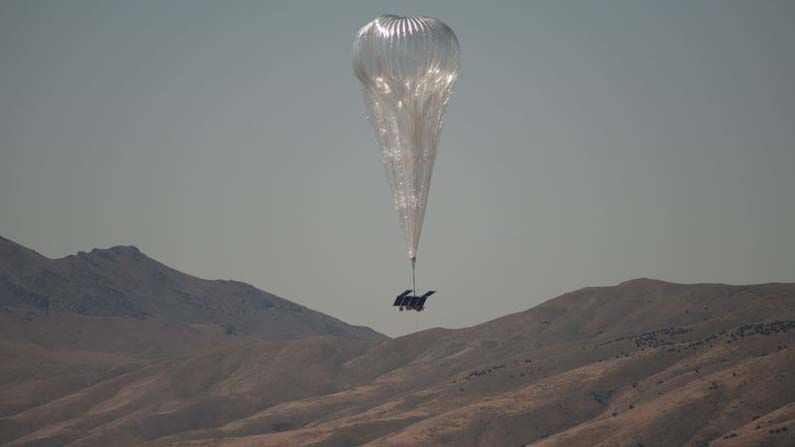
left=353, top=15, right=460, bottom=265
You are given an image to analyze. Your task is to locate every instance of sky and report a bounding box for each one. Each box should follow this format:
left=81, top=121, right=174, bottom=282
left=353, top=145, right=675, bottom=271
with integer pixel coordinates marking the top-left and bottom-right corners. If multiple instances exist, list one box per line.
left=1, top=1, right=793, bottom=337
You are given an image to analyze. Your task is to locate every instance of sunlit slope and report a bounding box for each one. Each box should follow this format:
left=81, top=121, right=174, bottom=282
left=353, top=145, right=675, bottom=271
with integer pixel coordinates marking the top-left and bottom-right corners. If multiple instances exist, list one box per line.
left=1, top=236, right=792, bottom=446
left=143, top=280, right=793, bottom=447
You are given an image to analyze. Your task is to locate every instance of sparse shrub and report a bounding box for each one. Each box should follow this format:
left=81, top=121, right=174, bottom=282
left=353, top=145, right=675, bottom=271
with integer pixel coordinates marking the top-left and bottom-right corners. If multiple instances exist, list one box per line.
left=270, top=422, right=290, bottom=432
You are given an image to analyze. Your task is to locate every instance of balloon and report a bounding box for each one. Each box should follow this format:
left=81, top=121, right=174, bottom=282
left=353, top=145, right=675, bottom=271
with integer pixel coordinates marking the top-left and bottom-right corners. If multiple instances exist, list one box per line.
left=353, top=15, right=460, bottom=264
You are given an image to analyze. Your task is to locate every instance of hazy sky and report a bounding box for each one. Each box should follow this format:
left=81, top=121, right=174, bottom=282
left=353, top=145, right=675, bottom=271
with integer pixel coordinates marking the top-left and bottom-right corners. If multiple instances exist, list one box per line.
left=2, top=1, right=793, bottom=337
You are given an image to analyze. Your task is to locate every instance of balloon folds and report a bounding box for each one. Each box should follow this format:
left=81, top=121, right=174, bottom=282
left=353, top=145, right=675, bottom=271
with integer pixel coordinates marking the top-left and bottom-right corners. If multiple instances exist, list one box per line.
left=353, top=15, right=460, bottom=262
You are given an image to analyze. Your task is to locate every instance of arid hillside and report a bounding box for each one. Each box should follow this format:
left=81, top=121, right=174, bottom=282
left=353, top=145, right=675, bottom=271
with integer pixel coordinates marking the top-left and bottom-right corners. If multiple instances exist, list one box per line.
left=0, top=235, right=384, bottom=348
left=1, top=237, right=793, bottom=446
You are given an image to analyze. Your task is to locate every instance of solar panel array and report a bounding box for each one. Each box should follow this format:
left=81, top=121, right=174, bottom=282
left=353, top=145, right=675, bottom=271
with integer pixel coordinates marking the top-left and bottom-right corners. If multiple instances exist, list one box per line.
left=393, top=290, right=411, bottom=306
left=393, top=290, right=436, bottom=308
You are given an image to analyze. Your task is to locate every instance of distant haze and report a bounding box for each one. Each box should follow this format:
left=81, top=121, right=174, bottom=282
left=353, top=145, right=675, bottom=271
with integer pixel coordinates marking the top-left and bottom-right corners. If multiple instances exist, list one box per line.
left=2, top=1, right=793, bottom=336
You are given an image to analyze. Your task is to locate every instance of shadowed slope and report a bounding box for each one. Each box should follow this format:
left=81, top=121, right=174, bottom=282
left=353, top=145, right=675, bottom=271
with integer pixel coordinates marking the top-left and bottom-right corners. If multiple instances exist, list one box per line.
left=0, top=235, right=384, bottom=345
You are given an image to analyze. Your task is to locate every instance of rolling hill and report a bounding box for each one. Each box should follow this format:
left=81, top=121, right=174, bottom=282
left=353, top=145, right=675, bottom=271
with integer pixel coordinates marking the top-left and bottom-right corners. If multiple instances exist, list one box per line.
left=0, top=237, right=793, bottom=446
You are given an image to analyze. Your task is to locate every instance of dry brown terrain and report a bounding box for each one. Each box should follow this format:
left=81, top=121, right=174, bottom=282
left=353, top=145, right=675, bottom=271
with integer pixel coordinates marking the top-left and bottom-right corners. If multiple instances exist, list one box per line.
left=1, top=236, right=793, bottom=446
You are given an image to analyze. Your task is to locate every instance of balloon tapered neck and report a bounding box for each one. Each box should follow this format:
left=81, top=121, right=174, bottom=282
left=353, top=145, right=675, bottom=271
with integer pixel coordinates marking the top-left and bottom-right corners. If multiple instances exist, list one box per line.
left=410, top=257, right=416, bottom=296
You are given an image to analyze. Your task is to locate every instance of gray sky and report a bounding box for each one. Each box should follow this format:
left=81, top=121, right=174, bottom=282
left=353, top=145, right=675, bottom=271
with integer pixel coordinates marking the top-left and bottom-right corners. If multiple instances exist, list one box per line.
left=2, top=1, right=793, bottom=337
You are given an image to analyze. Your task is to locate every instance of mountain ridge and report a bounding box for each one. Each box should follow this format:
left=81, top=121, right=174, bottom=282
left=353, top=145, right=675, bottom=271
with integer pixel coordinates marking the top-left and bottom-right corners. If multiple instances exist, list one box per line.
left=0, top=235, right=385, bottom=344
left=1, top=236, right=793, bottom=446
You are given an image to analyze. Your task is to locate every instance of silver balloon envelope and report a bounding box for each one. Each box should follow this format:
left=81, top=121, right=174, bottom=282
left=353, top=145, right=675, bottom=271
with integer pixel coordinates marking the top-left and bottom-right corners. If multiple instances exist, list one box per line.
left=353, top=15, right=460, bottom=262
